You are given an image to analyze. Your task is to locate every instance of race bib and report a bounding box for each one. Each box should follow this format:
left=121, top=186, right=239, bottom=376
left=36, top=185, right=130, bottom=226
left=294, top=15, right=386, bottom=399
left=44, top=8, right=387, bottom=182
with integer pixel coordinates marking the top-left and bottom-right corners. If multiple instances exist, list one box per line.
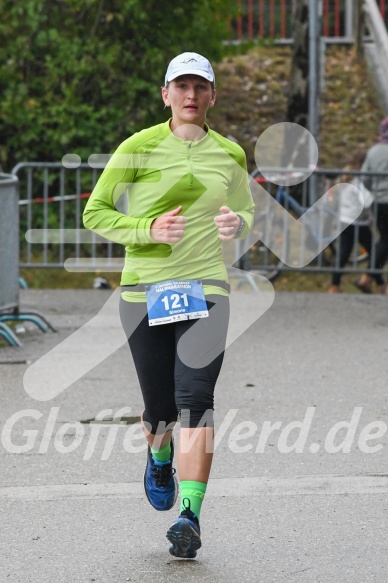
left=146, top=279, right=209, bottom=326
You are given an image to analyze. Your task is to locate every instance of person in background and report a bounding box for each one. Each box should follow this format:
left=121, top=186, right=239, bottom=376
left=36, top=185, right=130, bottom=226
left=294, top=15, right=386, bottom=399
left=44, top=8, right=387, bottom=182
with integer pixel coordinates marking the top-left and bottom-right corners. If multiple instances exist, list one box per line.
left=354, top=117, right=388, bottom=294
left=328, top=149, right=379, bottom=293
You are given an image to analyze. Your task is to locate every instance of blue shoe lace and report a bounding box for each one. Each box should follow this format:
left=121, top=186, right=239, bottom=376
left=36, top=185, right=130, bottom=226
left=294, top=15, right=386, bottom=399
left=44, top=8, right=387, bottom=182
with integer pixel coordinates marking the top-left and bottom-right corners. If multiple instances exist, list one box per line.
left=166, top=498, right=201, bottom=558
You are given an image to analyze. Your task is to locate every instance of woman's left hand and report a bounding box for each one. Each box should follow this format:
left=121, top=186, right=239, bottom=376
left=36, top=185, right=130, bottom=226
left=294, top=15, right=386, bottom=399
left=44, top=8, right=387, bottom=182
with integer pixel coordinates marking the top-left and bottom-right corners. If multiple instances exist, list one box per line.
left=214, top=206, right=241, bottom=240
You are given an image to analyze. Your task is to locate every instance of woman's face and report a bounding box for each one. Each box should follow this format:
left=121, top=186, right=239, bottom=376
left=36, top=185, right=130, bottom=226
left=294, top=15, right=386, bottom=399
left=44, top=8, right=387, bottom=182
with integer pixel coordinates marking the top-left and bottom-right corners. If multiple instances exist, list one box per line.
left=162, top=75, right=216, bottom=129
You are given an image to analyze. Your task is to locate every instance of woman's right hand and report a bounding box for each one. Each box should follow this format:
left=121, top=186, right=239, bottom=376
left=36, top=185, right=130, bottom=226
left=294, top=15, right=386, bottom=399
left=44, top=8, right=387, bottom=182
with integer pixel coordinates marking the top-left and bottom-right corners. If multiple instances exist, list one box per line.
left=150, top=205, right=187, bottom=243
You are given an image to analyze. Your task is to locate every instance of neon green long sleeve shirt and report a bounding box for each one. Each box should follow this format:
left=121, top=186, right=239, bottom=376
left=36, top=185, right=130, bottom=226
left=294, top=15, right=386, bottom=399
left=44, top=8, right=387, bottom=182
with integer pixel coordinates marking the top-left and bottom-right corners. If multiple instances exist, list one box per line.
left=83, top=120, right=254, bottom=300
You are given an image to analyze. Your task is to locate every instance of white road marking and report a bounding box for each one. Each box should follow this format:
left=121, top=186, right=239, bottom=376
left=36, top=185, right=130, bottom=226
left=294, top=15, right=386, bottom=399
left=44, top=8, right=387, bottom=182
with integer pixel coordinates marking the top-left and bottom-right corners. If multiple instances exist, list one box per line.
left=1, top=474, right=388, bottom=501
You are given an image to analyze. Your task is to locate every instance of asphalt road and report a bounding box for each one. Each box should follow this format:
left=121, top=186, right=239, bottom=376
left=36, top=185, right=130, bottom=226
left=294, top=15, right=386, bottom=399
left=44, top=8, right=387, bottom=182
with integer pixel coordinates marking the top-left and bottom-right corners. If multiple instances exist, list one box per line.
left=1, top=289, right=388, bottom=583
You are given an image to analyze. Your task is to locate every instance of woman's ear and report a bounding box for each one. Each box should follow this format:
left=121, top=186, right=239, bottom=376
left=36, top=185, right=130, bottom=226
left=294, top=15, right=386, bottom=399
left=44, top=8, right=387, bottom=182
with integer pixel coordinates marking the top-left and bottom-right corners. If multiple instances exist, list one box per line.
left=209, top=88, right=217, bottom=108
left=161, top=87, right=170, bottom=108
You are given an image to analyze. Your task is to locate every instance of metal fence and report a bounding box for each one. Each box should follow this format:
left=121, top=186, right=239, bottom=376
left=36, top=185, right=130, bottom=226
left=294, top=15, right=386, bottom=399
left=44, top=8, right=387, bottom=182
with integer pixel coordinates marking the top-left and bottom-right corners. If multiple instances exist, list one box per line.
left=12, top=162, right=123, bottom=272
left=228, top=0, right=388, bottom=43
left=247, top=167, right=388, bottom=281
left=11, top=162, right=388, bottom=284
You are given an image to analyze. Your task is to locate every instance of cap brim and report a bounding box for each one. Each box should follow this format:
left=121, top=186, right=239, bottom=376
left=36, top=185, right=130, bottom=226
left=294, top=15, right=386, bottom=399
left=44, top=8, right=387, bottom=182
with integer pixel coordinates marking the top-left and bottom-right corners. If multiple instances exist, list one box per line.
left=166, top=69, right=214, bottom=83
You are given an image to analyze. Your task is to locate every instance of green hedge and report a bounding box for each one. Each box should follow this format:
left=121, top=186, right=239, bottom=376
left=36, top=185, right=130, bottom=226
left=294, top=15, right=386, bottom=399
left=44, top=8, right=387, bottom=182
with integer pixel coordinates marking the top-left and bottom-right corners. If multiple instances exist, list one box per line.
left=0, top=0, right=232, bottom=171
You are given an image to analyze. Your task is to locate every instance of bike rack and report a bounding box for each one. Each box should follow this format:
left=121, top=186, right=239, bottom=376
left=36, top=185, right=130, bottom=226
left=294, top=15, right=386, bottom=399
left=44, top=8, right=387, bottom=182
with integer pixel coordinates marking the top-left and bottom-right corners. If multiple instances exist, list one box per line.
left=0, top=311, right=57, bottom=333
left=0, top=322, right=23, bottom=347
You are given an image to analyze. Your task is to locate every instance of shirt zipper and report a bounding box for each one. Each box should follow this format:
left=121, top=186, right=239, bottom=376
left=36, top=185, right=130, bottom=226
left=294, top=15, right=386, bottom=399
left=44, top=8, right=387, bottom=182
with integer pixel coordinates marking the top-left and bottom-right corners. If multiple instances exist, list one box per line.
left=188, top=142, right=193, bottom=186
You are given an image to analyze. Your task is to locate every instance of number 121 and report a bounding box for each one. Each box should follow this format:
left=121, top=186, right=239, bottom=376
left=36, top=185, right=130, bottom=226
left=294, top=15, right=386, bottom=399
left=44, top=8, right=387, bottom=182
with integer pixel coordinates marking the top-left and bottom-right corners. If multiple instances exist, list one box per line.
left=161, top=293, right=189, bottom=310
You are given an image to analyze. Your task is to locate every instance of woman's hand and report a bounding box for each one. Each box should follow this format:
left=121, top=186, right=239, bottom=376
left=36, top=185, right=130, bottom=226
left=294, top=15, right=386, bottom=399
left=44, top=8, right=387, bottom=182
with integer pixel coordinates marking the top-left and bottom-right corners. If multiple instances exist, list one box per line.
left=150, top=205, right=187, bottom=243
left=214, top=206, right=241, bottom=240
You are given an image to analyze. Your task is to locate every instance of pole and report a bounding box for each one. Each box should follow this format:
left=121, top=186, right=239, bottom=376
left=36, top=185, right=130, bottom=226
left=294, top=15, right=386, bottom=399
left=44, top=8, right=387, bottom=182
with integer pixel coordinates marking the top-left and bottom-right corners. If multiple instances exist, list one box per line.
left=308, top=0, right=320, bottom=203
left=345, top=0, right=354, bottom=40
left=308, top=0, right=319, bottom=147
left=355, top=0, right=364, bottom=58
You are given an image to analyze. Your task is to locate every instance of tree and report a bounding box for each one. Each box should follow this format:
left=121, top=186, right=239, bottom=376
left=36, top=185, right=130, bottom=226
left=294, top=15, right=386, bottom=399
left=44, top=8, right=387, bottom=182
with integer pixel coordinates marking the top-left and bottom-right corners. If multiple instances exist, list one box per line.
left=0, top=0, right=230, bottom=170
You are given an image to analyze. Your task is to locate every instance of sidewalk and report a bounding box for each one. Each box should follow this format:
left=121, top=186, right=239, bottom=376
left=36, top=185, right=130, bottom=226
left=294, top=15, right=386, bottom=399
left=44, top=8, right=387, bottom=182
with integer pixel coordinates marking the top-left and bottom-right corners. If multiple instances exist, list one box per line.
left=1, top=289, right=388, bottom=583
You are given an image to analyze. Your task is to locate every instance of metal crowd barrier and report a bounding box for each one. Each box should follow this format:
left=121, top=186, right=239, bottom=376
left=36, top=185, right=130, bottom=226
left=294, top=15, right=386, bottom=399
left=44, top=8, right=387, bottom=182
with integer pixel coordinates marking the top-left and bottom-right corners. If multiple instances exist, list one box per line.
left=13, top=162, right=104, bottom=269
left=247, top=167, right=388, bottom=281
left=10, top=162, right=388, bottom=287
left=12, top=161, right=127, bottom=274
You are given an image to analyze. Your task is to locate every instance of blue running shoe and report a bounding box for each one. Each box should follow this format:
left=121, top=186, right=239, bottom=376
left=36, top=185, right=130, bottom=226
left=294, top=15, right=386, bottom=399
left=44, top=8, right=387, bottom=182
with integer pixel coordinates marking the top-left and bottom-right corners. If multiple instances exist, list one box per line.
left=166, top=499, right=201, bottom=558
left=143, top=440, right=178, bottom=511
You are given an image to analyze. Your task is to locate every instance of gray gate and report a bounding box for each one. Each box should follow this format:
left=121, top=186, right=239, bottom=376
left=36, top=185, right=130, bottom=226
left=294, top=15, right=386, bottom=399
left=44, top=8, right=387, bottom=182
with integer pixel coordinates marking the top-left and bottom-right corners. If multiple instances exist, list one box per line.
left=0, top=173, right=19, bottom=312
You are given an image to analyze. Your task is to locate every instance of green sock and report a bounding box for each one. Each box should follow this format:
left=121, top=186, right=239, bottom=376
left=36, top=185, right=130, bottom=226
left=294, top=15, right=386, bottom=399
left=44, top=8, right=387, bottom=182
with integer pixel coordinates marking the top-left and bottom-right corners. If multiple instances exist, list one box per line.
left=150, top=441, right=171, bottom=463
left=180, top=481, right=207, bottom=520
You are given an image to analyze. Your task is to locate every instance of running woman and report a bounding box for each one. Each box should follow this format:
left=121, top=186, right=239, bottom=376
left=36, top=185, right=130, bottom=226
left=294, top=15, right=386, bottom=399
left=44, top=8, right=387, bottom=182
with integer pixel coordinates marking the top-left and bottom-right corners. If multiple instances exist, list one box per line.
left=83, top=52, right=254, bottom=558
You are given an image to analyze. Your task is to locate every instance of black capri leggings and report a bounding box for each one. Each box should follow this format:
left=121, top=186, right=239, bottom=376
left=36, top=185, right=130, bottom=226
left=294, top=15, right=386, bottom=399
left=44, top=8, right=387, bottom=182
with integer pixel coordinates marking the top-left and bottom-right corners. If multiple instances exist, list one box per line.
left=371, top=203, right=388, bottom=280
left=331, top=223, right=384, bottom=286
left=119, top=294, right=230, bottom=433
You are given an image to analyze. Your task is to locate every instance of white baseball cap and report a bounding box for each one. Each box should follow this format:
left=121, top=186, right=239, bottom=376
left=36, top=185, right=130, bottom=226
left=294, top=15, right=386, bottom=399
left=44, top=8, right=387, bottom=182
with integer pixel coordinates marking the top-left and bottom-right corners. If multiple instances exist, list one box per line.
left=164, top=52, right=215, bottom=86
